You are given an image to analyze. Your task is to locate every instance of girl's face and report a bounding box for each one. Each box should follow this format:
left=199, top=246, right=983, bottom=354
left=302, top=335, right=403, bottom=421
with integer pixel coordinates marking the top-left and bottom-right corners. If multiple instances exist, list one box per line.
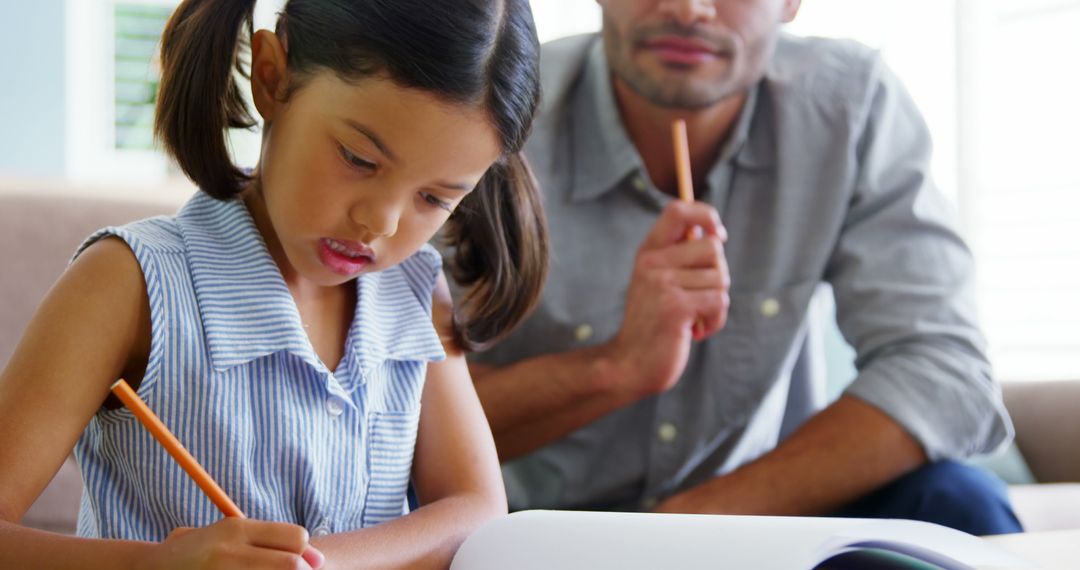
left=249, top=70, right=501, bottom=287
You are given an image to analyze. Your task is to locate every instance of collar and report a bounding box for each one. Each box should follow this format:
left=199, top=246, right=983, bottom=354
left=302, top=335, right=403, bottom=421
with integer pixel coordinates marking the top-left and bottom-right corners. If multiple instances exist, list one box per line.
left=569, top=39, right=645, bottom=202
left=569, top=37, right=770, bottom=203
left=176, top=192, right=445, bottom=380
left=348, top=244, right=447, bottom=377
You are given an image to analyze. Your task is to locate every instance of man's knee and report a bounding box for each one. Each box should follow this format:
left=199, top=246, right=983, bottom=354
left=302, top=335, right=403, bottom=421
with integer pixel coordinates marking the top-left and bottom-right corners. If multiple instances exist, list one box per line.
left=887, top=461, right=1023, bottom=535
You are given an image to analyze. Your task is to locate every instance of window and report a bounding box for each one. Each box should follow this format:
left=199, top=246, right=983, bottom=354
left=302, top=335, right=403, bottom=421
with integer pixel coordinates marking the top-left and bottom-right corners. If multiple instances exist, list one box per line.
left=65, top=0, right=178, bottom=188
left=113, top=3, right=171, bottom=151
left=63, top=0, right=273, bottom=199
left=958, top=0, right=1080, bottom=381
left=532, top=1, right=601, bottom=43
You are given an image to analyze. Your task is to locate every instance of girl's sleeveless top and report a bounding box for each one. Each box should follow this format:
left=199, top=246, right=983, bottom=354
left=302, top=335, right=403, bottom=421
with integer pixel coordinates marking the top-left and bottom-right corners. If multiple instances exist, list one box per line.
left=73, top=191, right=446, bottom=540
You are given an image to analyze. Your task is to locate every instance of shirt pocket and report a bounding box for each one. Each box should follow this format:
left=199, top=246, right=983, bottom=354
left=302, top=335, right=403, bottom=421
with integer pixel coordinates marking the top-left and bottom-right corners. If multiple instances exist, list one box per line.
left=477, top=294, right=624, bottom=368
left=708, top=279, right=820, bottom=425
left=362, top=408, right=421, bottom=527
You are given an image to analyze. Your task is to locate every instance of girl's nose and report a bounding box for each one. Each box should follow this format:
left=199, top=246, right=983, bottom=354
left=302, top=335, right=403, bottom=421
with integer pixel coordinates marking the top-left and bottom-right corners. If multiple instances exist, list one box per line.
left=349, top=200, right=400, bottom=239
left=658, top=0, right=717, bottom=27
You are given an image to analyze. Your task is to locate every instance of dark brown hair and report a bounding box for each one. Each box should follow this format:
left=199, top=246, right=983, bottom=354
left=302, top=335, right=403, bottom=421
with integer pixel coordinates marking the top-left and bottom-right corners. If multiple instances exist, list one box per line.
left=155, top=0, right=547, bottom=351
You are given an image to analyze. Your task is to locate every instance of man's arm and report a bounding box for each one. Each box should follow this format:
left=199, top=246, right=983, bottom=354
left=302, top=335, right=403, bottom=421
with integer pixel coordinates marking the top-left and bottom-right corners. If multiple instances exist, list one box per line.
left=471, top=346, right=630, bottom=462
left=472, top=201, right=731, bottom=462
left=655, top=395, right=926, bottom=515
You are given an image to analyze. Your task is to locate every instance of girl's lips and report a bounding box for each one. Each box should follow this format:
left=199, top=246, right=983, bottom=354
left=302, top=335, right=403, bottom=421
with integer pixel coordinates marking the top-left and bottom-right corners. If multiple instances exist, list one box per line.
left=317, top=238, right=375, bottom=276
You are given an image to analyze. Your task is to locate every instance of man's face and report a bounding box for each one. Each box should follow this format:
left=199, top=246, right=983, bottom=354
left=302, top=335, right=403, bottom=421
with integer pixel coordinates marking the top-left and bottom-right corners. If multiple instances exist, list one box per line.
left=597, top=0, right=801, bottom=109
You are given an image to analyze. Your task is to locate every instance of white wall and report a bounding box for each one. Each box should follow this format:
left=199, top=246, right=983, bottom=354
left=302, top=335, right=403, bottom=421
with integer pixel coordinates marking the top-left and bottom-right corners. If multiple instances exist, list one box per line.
left=0, top=0, right=67, bottom=178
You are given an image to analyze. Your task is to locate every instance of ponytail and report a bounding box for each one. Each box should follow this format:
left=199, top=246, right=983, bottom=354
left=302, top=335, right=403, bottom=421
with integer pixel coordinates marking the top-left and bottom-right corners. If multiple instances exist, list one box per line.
left=443, top=153, right=548, bottom=352
left=155, top=0, right=257, bottom=199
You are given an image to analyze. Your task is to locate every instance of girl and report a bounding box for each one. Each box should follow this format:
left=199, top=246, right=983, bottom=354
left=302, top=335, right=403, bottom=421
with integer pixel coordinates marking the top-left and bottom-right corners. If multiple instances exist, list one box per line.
left=0, top=0, right=546, bottom=568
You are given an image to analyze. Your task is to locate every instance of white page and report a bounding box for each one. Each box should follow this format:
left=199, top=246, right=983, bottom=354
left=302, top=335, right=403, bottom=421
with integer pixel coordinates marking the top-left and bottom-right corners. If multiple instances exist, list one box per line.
left=450, top=511, right=1035, bottom=570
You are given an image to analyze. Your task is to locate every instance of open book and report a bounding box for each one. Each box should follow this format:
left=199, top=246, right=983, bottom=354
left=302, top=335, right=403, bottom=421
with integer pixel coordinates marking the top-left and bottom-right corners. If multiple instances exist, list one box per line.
left=450, top=510, right=1034, bottom=569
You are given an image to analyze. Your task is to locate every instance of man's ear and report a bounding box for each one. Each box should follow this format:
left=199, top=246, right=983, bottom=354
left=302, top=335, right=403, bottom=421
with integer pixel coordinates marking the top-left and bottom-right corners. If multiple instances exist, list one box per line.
left=781, top=0, right=802, bottom=24
left=250, top=29, right=289, bottom=121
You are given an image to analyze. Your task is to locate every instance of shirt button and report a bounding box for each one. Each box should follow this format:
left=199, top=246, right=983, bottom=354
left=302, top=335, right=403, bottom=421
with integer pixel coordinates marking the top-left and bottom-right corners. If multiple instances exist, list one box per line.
left=760, top=298, right=780, bottom=318
left=657, top=422, right=678, bottom=443
left=326, top=398, right=344, bottom=417
left=312, top=525, right=331, bottom=538
left=574, top=323, right=594, bottom=342
left=632, top=176, right=648, bottom=192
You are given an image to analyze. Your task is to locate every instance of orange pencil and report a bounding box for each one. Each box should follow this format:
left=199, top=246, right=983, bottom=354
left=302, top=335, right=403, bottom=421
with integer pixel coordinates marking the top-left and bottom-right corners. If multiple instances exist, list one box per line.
left=671, top=119, right=697, bottom=238
left=672, top=119, right=705, bottom=337
left=110, top=378, right=245, bottom=518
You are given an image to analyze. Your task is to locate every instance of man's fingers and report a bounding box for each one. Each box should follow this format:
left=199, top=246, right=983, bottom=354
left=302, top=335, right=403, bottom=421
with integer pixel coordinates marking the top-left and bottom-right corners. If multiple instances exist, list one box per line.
left=670, top=268, right=730, bottom=291
left=640, top=236, right=727, bottom=271
left=641, top=201, right=725, bottom=250
left=688, top=290, right=730, bottom=339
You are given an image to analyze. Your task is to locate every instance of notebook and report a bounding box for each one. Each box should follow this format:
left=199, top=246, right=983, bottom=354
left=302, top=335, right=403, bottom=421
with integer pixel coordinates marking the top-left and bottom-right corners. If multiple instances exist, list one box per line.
left=449, top=510, right=1034, bottom=569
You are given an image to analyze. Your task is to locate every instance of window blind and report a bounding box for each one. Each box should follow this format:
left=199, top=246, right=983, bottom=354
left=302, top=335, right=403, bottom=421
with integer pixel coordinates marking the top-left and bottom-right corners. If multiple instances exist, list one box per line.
left=114, top=2, right=172, bottom=151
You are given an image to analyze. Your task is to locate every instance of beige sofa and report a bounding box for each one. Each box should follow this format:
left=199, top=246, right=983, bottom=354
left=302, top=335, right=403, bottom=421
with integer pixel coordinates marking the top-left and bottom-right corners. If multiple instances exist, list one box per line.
left=1, top=192, right=179, bottom=533
left=2, top=192, right=1078, bottom=535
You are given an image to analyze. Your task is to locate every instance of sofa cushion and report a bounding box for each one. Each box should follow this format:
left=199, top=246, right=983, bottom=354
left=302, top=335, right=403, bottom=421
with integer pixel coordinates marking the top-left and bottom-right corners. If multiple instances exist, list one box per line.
left=1002, top=380, right=1080, bottom=483
left=0, top=193, right=176, bottom=368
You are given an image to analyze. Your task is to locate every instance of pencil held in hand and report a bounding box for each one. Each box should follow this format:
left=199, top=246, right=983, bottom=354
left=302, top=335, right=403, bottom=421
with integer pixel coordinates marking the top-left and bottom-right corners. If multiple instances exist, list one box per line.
left=672, top=119, right=705, bottom=337
left=671, top=120, right=700, bottom=241
left=110, top=378, right=245, bottom=518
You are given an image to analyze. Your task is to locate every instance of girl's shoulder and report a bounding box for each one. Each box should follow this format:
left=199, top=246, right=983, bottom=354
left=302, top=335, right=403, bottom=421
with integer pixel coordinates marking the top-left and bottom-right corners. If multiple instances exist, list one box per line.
left=75, top=215, right=186, bottom=262
left=74, top=191, right=220, bottom=264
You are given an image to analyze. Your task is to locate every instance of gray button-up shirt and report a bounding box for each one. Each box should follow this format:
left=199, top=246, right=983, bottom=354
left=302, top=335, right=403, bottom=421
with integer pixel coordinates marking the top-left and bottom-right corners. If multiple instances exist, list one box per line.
left=469, top=33, right=1012, bottom=512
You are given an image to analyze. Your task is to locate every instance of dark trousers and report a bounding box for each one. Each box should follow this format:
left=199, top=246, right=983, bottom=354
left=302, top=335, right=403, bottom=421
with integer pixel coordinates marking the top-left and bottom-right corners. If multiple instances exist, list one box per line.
left=831, top=461, right=1024, bottom=535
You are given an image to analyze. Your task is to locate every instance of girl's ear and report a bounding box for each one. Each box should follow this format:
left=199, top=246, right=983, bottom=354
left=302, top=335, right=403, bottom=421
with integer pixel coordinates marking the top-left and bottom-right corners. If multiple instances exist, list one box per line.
left=251, top=29, right=289, bottom=121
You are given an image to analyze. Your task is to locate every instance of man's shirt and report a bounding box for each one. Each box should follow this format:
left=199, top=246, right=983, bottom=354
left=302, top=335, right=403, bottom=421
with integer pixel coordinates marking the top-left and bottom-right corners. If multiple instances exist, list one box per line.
left=472, top=33, right=1012, bottom=512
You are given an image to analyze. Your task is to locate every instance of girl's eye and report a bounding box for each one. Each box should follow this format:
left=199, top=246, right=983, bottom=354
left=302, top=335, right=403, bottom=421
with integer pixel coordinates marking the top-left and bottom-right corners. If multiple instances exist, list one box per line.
left=339, top=145, right=376, bottom=171
left=420, top=192, right=453, bottom=212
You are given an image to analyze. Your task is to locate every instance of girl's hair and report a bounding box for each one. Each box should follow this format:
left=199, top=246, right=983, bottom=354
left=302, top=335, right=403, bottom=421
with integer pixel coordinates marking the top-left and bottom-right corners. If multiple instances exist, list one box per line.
left=155, top=0, right=547, bottom=351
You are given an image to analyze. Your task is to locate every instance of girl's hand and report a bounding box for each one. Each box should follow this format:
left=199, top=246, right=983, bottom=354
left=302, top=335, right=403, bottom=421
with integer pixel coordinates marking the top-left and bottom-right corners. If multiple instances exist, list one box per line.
left=141, top=518, right=325, bottom=570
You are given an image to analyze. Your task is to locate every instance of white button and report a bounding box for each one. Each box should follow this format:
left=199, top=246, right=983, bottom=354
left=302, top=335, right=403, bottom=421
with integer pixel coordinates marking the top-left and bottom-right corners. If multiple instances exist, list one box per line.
left=760, top=298, right=780, bottom=318
left=312, top=525, right=331, bottom=537
left=632, top=177, right=648, bottom=192
left=657, top=422, right=678, bottom=442
left=642, top=497, right=659, bottom=510
left=326, top=399, right=344, bottom=417
left=574, top=323, right=594, bottom=342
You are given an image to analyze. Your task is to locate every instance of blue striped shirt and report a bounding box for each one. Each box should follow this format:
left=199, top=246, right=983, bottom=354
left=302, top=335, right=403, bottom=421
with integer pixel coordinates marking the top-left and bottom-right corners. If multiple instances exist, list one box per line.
left=72, top=191, right=446, bottom=540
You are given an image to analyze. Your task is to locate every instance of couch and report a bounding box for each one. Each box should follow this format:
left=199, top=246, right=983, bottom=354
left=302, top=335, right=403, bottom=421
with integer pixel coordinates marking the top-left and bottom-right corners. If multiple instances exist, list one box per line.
left=2, top=192, right=1078, bottom=535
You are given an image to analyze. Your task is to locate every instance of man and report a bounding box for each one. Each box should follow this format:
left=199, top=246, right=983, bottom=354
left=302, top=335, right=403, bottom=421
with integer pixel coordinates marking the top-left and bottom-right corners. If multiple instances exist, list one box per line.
left=467, top=0, right=1021, bottom=535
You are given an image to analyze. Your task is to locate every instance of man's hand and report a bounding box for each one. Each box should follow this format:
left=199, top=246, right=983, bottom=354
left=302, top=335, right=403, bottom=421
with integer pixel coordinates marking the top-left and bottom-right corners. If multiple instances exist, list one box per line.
left=605, top=200, right=730, bottom=400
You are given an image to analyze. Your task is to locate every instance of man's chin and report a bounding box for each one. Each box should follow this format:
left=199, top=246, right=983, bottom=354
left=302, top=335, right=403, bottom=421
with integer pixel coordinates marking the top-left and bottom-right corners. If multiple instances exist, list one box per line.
left=634, top=76, right=741, bottom=110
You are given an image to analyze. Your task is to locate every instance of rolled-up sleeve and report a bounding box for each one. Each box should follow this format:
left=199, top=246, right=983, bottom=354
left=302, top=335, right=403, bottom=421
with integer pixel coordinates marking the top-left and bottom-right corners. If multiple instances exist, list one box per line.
left=827, top=60, right=1012, bottom=461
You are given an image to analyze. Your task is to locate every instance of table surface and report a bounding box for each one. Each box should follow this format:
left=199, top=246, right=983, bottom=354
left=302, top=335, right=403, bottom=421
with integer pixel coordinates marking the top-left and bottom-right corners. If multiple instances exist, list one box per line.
left=983, top=529, right=1080, bottom=569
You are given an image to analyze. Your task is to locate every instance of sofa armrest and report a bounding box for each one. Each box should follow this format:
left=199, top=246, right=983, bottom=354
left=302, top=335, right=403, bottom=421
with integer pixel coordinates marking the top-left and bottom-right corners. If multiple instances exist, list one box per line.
left=1001, top=380, right=1080, bottom=483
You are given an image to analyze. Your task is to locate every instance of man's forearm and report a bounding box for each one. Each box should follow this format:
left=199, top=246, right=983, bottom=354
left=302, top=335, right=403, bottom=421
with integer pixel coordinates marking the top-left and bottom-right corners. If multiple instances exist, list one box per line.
left=472, top=345, right=637, bottom=461
left=657, top=395, right=927, bottom=516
